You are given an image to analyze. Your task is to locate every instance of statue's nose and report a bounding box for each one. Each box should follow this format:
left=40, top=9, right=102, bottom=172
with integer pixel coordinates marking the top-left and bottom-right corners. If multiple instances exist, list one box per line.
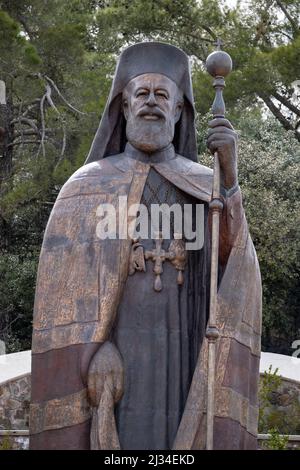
left=145, top=92, right=156, bottom=107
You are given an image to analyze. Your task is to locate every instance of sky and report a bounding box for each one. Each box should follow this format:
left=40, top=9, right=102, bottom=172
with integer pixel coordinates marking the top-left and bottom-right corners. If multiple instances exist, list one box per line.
left=224, top=0, right=238, bottom=7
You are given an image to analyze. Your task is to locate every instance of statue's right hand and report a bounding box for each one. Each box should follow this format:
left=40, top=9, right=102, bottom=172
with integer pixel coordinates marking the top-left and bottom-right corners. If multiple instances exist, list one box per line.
left=87, top=341, right=124, bottom=407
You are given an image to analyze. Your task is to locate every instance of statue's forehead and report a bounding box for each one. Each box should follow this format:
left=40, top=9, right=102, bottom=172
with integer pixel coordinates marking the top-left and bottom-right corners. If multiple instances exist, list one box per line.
left=125, top=73, right=178, bottom=91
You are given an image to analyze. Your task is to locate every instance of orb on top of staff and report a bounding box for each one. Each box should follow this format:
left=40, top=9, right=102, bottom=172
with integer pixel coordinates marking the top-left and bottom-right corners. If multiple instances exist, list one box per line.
left=206, top=38, right=232, bottom=78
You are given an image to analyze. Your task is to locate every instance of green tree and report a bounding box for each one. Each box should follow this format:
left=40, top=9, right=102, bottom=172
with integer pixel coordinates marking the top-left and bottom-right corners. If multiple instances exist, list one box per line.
left=92, top=0, right=300, bottom=139
left=0, top=1, right=112, bottom=350
left=199, top=110, right=300, bottom=352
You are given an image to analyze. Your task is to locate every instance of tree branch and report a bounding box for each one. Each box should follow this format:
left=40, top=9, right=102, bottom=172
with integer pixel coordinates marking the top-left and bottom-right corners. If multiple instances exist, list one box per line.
left=273, top=91, right=300, bottom=117
left=13, top=130, right=39, bottom=138
left=11, top=117, right=39, bottom=133
left=44, top=76, right=87, bottom=115
left=12, top=99, right=40, bottom=110
left=0, top=314, right=21, bottom=334
left=37, top=93, right=46, bottom=158
left=7, top=138, right=52, bottom=148
left=280, top=31, right=294, bottom=42
left=15, top=14, right=35, bottom=41
left=260, top=92, right=300, bottom=142
left=44, top=83, right=67, bottom=159
left=13, top=129, right=52, bottom=138
left=198, top=25, right=217, bottom=41
left=275, top=0, right=299, bottom=37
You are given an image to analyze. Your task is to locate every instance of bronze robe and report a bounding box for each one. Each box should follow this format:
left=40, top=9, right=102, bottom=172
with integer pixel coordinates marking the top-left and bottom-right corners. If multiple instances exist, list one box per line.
left=30, top=145, right=261, bottom=449
left=112, top=147, right=210, bottom=449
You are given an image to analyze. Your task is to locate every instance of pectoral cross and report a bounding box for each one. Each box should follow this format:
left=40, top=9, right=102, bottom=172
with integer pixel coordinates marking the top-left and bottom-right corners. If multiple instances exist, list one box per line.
left=145, top=232, right=187, bottom=292
left=129, top=233, right=187, bottom=292
left=145, top=234, right=166, bottom=292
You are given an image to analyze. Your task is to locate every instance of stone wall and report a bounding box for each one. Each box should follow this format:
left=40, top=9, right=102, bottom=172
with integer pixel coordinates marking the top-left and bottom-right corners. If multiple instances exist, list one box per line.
left=0, top=372, right=299, bottom=449
left=258, top=434, right=300, bottom=450
left=0, top=374, right=30, bottom=431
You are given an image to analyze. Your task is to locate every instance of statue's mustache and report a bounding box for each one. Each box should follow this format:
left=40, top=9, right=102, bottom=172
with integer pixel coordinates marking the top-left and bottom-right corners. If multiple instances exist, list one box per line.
left=137, top=107, right=165, bottom=120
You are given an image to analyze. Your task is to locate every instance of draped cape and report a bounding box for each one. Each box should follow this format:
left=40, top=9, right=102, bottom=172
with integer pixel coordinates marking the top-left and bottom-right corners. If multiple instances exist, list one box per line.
left=30, top=152, right=261, bottom=449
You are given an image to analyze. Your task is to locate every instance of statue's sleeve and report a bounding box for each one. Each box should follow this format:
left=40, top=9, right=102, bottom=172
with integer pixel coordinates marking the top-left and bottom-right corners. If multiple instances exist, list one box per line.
left=218, top=185, right=245, bottom=267
left=174, top=181, right=261, bottom=450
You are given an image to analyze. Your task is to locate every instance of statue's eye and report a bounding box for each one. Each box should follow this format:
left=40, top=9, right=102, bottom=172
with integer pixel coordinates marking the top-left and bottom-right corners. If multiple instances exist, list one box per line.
left=136, top=90, right=149, bottom=98
left=155, top=91, right=168, bottom=99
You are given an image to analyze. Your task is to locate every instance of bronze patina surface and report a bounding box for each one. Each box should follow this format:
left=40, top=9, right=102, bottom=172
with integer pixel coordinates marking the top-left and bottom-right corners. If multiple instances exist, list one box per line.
left=30, top=42, right=261, bottom=450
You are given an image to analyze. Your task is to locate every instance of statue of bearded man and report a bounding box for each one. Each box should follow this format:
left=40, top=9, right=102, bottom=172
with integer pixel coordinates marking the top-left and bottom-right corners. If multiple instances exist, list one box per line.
left=30, top=42, right=261, bottom=450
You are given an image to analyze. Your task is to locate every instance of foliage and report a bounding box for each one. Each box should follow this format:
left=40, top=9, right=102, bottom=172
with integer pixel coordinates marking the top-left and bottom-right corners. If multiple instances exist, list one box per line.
left=258, top=367, right=289, bottom=450
left=0, top=251, right=39, bottom=352
left=259, top=365, right=282, bottom=431
left=262, top=428, right=289, bottom=450
left=0, top=433, right=13, bottom=450
left=238, top=115, right=300, bottom=352
left=259, top=365, right=300, bottom=445
left=92, top=0, right=300, bottom=138
left=199, top=112, right=300, bottom=352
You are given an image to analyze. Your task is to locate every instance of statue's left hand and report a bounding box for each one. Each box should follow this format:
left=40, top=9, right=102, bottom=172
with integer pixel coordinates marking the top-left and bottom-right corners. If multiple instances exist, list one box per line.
left=207, top=118, right=238, bottom=190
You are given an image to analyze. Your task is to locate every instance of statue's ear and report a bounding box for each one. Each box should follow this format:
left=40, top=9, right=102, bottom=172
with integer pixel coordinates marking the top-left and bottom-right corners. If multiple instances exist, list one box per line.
left=122, top=98, right=129, bottom=121
left=174, top=101, right=183, bottom=124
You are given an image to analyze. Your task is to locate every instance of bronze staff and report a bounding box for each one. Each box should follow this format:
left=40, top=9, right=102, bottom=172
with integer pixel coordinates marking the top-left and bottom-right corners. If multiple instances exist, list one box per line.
left=205, top=40, right=232, bottom=450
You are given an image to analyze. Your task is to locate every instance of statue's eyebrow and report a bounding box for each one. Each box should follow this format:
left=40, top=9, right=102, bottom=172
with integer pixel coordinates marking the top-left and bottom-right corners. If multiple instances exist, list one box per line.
left=134, top=86, right=169, bottom=99
left=135, top=87, right=150, bottom=95
left=154, top=88, right=169, bottom=98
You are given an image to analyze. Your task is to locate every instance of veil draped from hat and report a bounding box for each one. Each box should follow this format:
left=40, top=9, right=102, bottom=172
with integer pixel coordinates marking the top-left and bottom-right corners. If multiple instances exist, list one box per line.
left=85, top=42, right=198, bottom=163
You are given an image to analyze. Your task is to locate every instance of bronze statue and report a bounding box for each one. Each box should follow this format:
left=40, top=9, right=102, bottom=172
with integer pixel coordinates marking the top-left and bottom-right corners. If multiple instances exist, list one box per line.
left=30, top=42, right=261, bottom=450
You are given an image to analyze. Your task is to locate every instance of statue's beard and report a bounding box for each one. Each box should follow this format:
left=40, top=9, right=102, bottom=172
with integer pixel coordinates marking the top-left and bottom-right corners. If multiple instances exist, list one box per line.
left=126, top=114, right=174, bottom=153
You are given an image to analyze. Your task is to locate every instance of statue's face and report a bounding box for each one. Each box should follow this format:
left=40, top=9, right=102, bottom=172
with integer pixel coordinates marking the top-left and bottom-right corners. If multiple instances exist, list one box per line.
left=123, top=73, right=183, bottom=153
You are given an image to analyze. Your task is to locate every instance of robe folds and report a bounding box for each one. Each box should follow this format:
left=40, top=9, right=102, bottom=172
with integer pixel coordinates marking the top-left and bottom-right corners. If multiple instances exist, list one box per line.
left=30, top=146, right=261, bottom=450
